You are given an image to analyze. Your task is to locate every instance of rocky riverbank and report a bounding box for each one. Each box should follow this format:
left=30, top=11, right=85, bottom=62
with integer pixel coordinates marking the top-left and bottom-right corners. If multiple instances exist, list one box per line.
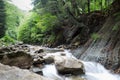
left=0, top=63, right=52, bottom=80
left=0, top=43, right=120, bottom=80
left=0, top=43, right=85, bottom=80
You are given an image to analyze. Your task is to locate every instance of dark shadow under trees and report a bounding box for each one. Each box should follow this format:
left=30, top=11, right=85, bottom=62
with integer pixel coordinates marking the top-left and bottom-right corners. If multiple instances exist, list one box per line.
left=0, top=0, right=6, bottom=38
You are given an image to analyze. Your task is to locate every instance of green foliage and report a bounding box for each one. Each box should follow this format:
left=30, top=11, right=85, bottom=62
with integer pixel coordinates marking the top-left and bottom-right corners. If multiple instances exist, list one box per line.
left=91, top=33, right=100, bottom=41
left=47, top=33, right=56, bottom=44
left=112, top=25, right=119, bottom=31
left=0, top=1, right=23, bottom=45
left=36, top=13, right=58, bottom=33
left=18, top=12, right=58, bottom=44
left=112, top=12, right=120, bottom=31
left=18, top=22, right=31, bottom=43
left=18, top=13, right=34, bottom=43
left=0, top=35, right=15, bottom=46
left=18, top=0, right=115, bottom=45
left=1, top=35, right=15, bottom=43
left=112, top=22, right=120, bottom=31
left=5, top=1, right=23, bottom=40
left=86, top=0, right=114, bottom=12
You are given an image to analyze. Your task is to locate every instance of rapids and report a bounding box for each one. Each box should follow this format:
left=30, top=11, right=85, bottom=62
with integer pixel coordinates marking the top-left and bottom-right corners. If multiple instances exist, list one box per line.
left=0, top=44, right=119, bottom=80
left=40, top=49, right=120, bottom=80
left=83, top=61, right=120, bottom=80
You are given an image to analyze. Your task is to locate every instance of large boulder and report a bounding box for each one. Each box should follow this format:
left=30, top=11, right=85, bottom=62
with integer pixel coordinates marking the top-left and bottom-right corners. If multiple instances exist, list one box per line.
left=54, top=56, right=85, bottom=75
left=0, top=63, right=52, bottom=80
left=0, top=47, right=11, bottom=53
left=42, top=52, right=85, bottom=75
left=0, top=51, right=33, bottom=69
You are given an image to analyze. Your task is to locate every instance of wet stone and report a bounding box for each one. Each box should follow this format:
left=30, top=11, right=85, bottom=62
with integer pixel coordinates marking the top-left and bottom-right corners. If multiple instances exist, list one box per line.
left=0, top=47, right=11, bottom=53
left=44, top=56, right=54, bottom=64
left=35, top=49, right=44, bottom=53
left=33, top=59, right=45, bottom=67
left=30, top=67, right=43, bottom=75
left=55, top=57, right=85, bottom=75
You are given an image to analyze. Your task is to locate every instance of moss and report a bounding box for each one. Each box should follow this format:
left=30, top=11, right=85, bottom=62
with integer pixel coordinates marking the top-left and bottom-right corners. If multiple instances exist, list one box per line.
left=112, top=22, right=120, bottom=31
left=91, top=33, right=100, bottom=41
left=112, top=25, right=119, bottom=31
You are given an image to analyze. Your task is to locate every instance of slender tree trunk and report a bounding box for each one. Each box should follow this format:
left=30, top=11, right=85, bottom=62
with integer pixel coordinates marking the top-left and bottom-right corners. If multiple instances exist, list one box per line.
left=0, top=0, right=6, bottom=38
left=87, top=0, right=90, bottom=13
left=93, top=0, right=95, bottom=10
left=108, top=0, right=110, bottom=5
left=101, top=0, right=102, bottom=10
left=95, top=0, right=96, bottom=10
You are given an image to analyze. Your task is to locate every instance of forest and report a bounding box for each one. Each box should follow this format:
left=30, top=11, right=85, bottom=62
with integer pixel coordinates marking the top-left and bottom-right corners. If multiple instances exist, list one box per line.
left=0, top=0, right=120, bottom=80
left=0, top=0, right=114, bottom=46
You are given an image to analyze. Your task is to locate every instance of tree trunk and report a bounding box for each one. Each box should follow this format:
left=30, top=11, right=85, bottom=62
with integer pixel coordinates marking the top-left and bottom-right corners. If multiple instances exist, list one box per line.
left=0, top=0, right=6, bottom=38
left=87, top=0, right=90, bottom=13
left=100, top=0, right=102, bottom=10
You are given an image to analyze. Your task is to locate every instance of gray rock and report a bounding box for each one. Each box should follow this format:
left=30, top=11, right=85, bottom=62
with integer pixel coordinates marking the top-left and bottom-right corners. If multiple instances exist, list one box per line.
left=30, top=67, right=43, bottom=75
left=33, top=58, right=44, bottom=67
left=35, top=49, right=44, bottom=53
left=0, top=51, right=33, bottom=69
left=0, top=63, right=52, bottom=80
left=55, top=56, right=85, bottom=75
left=0, top=47, right=11, bottom=53
left=44, top=56, right=54, bottom=64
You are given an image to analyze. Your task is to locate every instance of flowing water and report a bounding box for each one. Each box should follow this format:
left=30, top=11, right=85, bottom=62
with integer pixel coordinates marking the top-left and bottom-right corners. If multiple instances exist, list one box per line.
left=42, top=64, right=63, bottom=80
left=40, top=49, right=120, bottom=80
left=83, top=61, right=120, bottom=80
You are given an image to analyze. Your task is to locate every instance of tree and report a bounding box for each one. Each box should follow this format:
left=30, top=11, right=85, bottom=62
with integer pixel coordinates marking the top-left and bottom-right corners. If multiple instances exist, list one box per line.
left=5, top=1, right=23, bottom=39
left=87, top=0, right=90, bottom=13
left=0, top=0, right=6, bottom=38
left=0, top=0, right=23, bottom=45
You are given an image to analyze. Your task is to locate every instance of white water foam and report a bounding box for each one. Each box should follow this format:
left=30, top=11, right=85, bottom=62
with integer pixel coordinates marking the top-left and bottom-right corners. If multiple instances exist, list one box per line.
left=83, top=61, right=120, bottom=80
left=41, top=49, right=120, bottom=80
left=42, top=64, right=63, bottom=80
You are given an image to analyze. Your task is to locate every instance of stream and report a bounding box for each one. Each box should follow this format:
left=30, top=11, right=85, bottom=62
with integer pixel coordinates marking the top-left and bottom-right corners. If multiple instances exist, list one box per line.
left=0, top=44, right=120, bottom=80
left=29, top=46, right=120, bottom=80
left=83, top=61, right=120, bottom=80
